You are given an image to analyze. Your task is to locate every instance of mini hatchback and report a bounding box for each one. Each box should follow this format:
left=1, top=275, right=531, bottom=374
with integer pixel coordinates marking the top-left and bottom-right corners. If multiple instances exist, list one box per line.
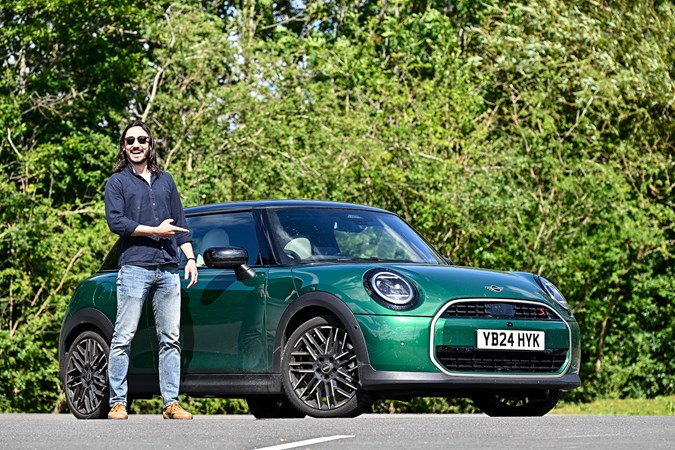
left=59, top=200, right=581, bottom=419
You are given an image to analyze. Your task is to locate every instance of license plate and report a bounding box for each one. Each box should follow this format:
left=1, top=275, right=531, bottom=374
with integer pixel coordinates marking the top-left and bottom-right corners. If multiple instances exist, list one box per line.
left=476, top=329, right=545, bottom=351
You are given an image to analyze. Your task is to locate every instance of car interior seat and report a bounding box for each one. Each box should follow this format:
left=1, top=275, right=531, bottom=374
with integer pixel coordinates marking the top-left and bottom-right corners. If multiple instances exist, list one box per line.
left=283, top=237, right=312, bottom=260
left=197, top=228, right=230, bottom=266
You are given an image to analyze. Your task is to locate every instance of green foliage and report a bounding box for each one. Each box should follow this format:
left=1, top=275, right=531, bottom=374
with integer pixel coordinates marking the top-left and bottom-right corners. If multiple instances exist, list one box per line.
left=555, top=395, right=675, bottom=416
left=1, top=0, right=673, bottom=412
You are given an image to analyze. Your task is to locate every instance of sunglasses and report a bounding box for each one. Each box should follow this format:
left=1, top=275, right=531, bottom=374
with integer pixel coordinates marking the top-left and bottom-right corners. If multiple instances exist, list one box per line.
left=125, top=136, right=149, bottom=145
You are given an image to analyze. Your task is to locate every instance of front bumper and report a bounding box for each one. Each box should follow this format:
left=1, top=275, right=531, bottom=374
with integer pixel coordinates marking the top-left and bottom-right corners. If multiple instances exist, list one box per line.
left=359, top=364, right=581, bottom=392
left=356, top=299, right=581, bottom=377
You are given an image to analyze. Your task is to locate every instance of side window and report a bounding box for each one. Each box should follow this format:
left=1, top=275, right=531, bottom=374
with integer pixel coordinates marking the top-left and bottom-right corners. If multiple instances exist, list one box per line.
left=267, top=209, right=341, bottom=263
left=185, top=212, right=261, bottom=266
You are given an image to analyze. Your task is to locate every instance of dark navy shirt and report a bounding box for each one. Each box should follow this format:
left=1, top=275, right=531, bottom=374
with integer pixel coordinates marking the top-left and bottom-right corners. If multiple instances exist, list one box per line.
left=104, top=164, right=192, bottom=267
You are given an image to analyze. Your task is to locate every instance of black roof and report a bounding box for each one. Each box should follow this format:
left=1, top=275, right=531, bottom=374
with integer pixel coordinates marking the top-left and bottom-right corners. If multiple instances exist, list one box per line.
left=184, top=199, right=391, bottom=216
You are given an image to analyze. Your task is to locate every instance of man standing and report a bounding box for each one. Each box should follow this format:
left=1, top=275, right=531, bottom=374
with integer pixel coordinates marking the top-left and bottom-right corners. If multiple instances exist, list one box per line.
left=104, top=120, right=198, bottom=420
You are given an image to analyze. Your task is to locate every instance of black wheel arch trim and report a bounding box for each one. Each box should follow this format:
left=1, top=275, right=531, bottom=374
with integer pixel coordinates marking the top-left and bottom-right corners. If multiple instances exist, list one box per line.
left=272, top=291, right=371, bottom=373
left=59, top=308, right=114, bottom=383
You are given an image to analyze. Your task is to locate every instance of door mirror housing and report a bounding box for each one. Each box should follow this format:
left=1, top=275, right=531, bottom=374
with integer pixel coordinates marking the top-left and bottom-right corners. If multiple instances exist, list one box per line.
left=203, top=246, right=256, bottom=281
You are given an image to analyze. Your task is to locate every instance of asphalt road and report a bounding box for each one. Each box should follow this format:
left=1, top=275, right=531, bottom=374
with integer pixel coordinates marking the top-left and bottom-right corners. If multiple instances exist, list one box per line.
left=1, top=414, right=674, bottom=449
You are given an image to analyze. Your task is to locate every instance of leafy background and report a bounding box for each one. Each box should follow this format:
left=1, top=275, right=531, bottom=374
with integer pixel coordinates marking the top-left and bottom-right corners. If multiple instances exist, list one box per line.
left=0, top=0, right=673, bottom=413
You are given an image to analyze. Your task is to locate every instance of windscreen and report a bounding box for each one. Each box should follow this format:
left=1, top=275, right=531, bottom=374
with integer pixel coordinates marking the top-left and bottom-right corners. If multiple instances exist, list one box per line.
left=267, top=208, right=444, bottom=265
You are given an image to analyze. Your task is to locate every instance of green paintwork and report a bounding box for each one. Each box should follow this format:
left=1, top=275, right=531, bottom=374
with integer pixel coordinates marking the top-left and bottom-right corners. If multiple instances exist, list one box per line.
left=177, top=268, right=269, bottom=373
left=356, top=314, right=435, bottom=371
left=289, top=263, right=570, bottom=316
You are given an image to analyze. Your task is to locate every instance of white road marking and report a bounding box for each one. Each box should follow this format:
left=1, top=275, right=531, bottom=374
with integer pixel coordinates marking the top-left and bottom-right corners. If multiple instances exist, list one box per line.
left=257, top=435, right=355, bottom=450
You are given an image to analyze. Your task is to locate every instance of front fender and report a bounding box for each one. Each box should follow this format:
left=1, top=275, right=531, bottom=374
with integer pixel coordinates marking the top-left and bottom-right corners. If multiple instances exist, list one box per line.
left=272, top=291, right=371, bottom=373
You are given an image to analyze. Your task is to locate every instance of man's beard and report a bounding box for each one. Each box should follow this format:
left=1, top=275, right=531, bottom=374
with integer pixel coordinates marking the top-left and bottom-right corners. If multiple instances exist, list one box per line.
left=127, top=151, right=148, bottom=165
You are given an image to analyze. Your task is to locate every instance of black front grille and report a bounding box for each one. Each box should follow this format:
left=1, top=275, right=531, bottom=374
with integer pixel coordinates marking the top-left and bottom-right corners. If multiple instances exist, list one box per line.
left=441, top=302, right=560, bottom=320
left=436, top=346, right=567, bottom=373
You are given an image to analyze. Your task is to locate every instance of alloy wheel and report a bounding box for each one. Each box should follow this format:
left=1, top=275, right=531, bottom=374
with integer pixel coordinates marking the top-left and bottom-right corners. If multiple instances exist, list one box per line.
left=65, top=332, right=109, bottom=418
left=287, top=323, right=360, bottom=410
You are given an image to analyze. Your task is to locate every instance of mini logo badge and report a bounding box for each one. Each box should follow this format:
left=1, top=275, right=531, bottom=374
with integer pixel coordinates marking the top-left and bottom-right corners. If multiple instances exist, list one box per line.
left=485, top=285, right=503, bottom=293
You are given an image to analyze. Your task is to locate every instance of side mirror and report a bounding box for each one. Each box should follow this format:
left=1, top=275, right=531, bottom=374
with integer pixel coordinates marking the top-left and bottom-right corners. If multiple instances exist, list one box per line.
left=203, top=246, right=256, bottom=281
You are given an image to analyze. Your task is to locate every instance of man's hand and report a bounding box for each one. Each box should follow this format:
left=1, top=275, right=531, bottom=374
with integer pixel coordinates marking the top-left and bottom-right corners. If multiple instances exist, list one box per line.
left=155, top=218, right=189, bottom=237
left=184, top=258, right=198, bottom=288
left=131, top=220, right=189, bottom=238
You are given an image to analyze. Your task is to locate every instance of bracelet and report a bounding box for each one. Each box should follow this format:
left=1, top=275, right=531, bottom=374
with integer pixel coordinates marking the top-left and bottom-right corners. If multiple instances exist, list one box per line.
left=187, top=257, right=196, bottom=263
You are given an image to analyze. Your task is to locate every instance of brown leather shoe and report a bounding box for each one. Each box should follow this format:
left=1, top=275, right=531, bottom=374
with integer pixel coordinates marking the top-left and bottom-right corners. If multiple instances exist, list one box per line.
left=162, top=402, right=193, bottom=420
left=108, top=403, right=128, bottom=420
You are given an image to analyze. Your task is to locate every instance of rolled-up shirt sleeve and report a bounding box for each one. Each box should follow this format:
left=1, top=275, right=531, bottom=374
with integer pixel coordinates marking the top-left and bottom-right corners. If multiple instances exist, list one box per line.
left=167, top=173, right=192, bottom=246
left=105, top=176, right=139, bottom=237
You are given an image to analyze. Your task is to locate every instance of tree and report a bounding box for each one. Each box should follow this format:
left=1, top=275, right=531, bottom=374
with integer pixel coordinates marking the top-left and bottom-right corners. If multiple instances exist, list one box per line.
left=0, top=0, right=673, bottom=412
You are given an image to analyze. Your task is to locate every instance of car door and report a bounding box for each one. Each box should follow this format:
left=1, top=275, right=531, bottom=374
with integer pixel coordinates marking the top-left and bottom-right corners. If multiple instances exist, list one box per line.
left=178, top=210, right=270, bottom=373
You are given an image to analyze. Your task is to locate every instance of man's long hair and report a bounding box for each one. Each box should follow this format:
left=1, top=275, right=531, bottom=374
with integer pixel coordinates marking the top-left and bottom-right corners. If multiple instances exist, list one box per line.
left=113, top=120, right=161, bottom=174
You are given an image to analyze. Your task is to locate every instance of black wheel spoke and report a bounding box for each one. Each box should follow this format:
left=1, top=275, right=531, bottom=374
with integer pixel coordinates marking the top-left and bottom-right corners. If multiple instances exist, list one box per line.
left=324, top=381, right=334, bottom=408
left=333, top=373, right=358, bottom=391
left=72, top=386, right=84, bottom=409
left=323, top=328, right=335, bottom=354
left=71, top=350, right=86, bottom=371
left=298, top=376, right=321, bottom=400
left=92, top=351, right=107, bottom=371
left=303, top=332, right=324, bottom=358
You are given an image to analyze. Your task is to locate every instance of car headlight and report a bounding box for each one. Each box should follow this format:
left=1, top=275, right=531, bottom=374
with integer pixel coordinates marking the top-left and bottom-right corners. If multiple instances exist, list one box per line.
left=535, top=276, right=570, bottom=312
left=364, top=269, right=419, bottom=310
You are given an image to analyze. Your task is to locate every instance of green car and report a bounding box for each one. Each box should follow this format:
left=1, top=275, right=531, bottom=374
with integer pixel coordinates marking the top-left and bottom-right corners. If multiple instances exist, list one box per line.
left=59, top=200, right=581, bottom=419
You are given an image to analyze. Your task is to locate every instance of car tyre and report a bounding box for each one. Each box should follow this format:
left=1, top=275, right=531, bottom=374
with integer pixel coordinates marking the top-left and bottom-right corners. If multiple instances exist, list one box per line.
left=472, top=390, right=561, bottom=417
left=246, top=395, right=306, bottom=419
left=64, top=330, right=110, bottom=419
left=281, top=315, right=375, bottom=418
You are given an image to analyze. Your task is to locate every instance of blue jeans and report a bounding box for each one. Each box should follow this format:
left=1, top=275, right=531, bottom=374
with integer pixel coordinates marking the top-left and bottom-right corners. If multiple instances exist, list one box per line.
left=108, top=264, right=182, bottom=409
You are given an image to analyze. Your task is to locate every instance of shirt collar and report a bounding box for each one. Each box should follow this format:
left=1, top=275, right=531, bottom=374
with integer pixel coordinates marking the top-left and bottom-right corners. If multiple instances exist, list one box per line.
left=125, top=163, right=159, bottom=182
